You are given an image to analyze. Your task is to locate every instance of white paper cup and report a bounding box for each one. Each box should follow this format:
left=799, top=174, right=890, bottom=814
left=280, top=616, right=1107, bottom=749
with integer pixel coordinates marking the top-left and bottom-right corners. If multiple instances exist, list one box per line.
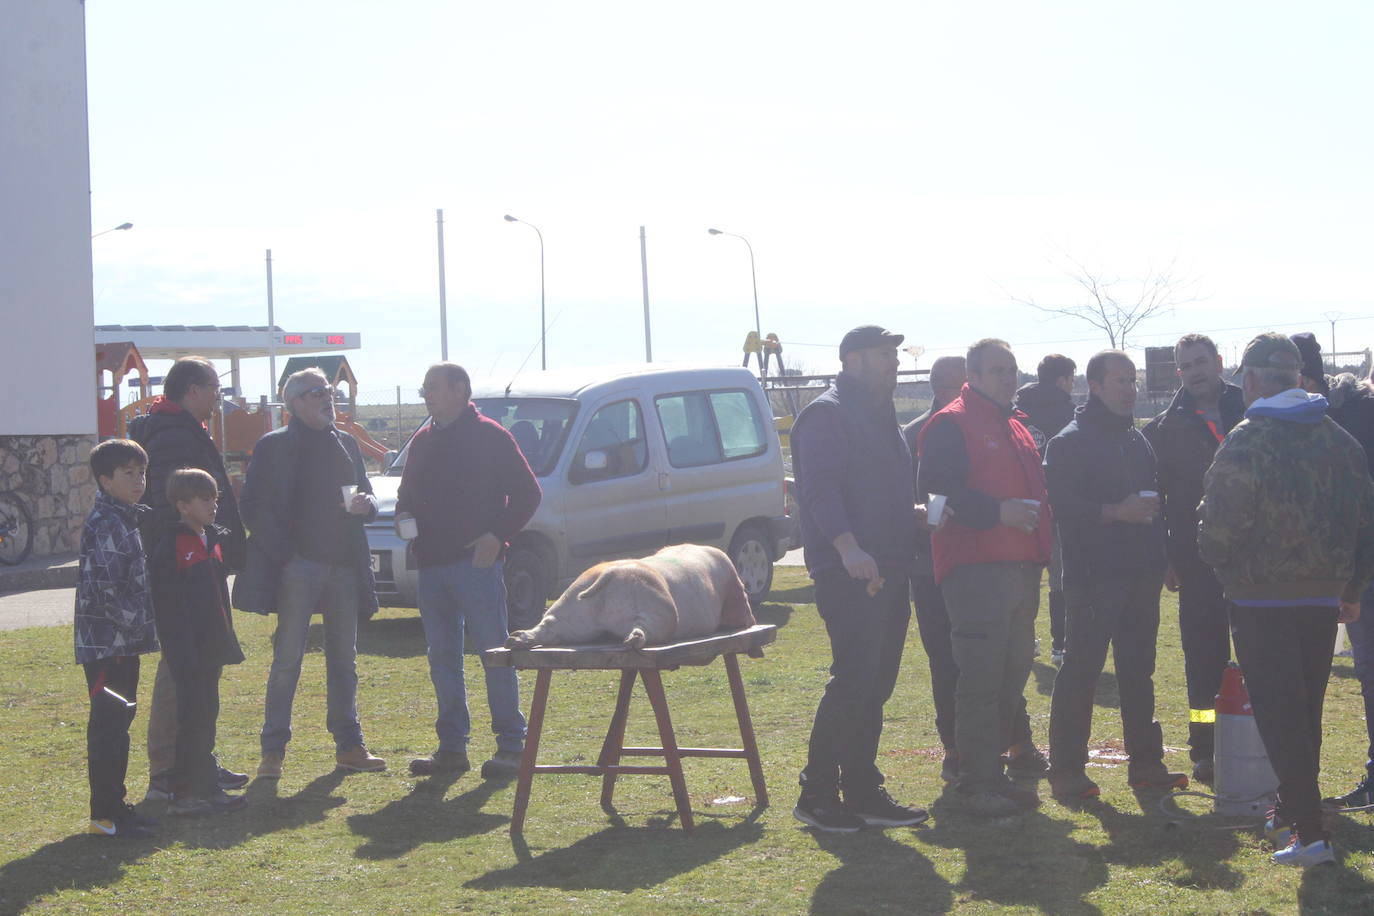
left=341, top=484, right=358, bottom=503
left=396, top=515, right=418, bottom=540
left=1020, top=498, right=1041, bottom=511
left=927, top=494, right=948, bottom=526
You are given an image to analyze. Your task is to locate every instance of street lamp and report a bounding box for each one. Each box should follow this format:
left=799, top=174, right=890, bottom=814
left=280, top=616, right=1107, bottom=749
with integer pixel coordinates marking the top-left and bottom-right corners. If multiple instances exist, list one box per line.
left=708, top=228, right=760, bottom=337
left=504, top=214, right=546, bottom=370
left=91, top=222, right=133, bottom=239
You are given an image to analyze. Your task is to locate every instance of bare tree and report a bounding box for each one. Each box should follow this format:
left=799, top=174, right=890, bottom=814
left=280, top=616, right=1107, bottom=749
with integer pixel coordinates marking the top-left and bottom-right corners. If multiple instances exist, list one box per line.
left=1008, top=254, right=1199, bottom=350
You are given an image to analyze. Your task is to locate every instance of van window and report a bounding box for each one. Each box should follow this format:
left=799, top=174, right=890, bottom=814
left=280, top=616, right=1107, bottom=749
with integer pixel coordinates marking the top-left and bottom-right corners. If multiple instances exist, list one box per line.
left=656, top=388, right=767, bottom=468
left=570, top=399, right=649, bottom=484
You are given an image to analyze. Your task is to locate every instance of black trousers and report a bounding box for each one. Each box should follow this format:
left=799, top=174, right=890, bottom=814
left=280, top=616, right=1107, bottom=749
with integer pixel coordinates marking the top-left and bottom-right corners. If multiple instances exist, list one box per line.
left=911, top=572, right=1033, bottom=754
left=1048, top=574, right=1166, bottom=775
left=1230, top=605, right=1337, bottom=842
left=171, top=664, right=223, bottom=798
left=1177, top=559, right=1232, bottom=763
left=83, top=656, right=141, bottom=820
left=802, top=568, right=911, bottom=795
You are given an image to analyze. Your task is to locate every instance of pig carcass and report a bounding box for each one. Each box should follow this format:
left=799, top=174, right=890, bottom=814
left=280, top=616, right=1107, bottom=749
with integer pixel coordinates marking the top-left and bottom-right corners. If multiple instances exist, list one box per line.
left=505, top=544, right=756, bottom=649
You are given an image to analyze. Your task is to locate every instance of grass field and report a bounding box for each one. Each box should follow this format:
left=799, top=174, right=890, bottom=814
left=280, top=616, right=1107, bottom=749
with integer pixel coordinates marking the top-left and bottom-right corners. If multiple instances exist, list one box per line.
left=3, top=567, right=1374, bottom=914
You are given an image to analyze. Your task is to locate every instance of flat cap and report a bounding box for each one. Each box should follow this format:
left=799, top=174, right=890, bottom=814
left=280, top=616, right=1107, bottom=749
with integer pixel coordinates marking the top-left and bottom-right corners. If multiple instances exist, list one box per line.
left=839, top=325, right=904, bottom=359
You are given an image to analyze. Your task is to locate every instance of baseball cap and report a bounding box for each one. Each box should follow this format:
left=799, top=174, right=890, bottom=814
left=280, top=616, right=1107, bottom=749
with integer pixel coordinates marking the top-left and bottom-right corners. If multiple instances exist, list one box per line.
left=1236, top=332, right=1302, bottom=375
left=839, top=325, right=904, bottom=359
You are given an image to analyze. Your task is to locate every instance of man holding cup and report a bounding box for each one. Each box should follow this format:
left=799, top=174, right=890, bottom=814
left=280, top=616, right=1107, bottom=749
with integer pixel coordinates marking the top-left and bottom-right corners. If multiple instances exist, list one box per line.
left=234, top=367, right=386, bottom=777
left=917, top=339, right=1052, bottom=816
left=1042, top=350, right=1184, bottom=800
left=397, top=363, right=541, bottom=779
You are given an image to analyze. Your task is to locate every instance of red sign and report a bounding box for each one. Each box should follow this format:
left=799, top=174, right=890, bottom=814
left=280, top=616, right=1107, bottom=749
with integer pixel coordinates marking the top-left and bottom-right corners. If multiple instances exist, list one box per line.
left=326, top=335, right=344, bottom=345
left=283, top=334, right=302, bottom=345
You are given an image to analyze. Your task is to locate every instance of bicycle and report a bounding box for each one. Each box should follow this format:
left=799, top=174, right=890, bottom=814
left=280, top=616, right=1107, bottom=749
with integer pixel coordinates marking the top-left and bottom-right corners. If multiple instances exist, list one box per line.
left=0, top=490, right=34, bottom=566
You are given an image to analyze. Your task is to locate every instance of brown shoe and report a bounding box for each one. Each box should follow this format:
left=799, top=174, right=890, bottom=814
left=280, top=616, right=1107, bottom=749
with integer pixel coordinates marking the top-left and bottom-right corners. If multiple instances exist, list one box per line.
left=336, top=745, right=387, bottom=772
left=257, top=753, right=284, bottom=779
left=409, top=750, right=471, bottom=776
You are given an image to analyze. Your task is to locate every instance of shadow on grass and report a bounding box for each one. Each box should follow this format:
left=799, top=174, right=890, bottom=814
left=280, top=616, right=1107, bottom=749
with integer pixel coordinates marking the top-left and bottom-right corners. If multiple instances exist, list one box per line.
left=808, top=826, right=953, bottom=913
left=465, top=816, right=764, bottom=891
left=0, top=829, right=158, bottom=914
left=1090, top=793, right=1244, bottom=892
left=352, top=616, right=429, bottom=659
left=767, top=583, right=815, bottom=606
left=753, top=601, right=795, bottom=628
left=349, top=773, right=506, bottom=858
left=921, top=785, right=1110, bottom=913
left=175, top=771, right=348, bottom=850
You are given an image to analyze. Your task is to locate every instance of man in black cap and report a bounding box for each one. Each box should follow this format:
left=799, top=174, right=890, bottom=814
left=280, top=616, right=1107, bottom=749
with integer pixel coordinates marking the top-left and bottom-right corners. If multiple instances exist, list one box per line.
left=1290, top=331, right=1331, bottom=397
left=790, top=325, right=928, bottom=832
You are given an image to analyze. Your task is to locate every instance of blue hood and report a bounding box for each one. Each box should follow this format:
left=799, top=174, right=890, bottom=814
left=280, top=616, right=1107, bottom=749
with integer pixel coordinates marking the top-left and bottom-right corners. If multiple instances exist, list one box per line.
left=1245, top=388, right=1329, bottom=424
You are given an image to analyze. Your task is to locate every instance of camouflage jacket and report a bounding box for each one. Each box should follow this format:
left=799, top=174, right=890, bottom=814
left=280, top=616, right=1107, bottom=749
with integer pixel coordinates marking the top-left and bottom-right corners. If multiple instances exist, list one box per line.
left=1197, top=389, right=1374, bottom=604
left=74, top=491, right=159, bottom=664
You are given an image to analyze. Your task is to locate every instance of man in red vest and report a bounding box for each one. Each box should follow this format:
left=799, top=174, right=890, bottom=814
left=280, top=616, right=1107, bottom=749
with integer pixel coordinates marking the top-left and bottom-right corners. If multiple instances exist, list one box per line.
left=918, top=338, right=1052, bottom=816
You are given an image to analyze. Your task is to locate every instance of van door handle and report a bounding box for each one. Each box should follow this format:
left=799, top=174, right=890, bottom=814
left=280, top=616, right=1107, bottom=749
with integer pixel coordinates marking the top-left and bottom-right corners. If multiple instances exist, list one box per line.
left=658, top=472, right=672, bottom=491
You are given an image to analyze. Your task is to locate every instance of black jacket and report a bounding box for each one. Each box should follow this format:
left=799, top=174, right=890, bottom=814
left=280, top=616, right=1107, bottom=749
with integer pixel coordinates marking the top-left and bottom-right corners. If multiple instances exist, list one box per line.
left=231, top=421, right=380, bottom=619
left=902, top=404, right=946, bottom=576
left=148, top=522, right=244, bottom=681
left=1141, top=381, right=1245, bottom=570
left=1044, top=396, right=1166, bottom=586
left=1330, top=375, right=1374, bottom=479
left=128, top=402, right=246, bottom=571
left=1014, top=381, right=1076, bottom=446
left=792, top=371, right=915, bottom=578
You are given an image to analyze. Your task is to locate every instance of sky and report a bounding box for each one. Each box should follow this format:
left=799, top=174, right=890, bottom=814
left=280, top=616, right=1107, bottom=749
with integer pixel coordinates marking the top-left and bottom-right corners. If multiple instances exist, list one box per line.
left=85, top=1, right=1374, bottom=402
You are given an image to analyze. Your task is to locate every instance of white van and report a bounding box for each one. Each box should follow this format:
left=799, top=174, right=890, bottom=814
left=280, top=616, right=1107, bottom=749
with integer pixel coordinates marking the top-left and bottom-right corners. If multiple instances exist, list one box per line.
left=366, top=364, right=794, bottom=627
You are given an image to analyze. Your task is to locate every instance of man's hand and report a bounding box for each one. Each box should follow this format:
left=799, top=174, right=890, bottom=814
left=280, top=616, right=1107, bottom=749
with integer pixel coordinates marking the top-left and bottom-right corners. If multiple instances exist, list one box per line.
left=469, top=532, right=503, bottom=569
left=1340, top=600, right=1362, bottom=625
left=833, top=532, right=879, bottom=584
left=1108, top=493, right=1158, bottom=525
left=1164, top=564, right=1180, bottom=593
left=345, top=493, right=371, bottom=516
left=999, top=498, right=1039, bottom=534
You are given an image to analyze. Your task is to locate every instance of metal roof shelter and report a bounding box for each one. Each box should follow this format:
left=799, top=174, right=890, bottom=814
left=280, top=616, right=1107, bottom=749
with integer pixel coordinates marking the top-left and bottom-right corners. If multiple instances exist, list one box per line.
left=94, top=325, right=360, bottom=399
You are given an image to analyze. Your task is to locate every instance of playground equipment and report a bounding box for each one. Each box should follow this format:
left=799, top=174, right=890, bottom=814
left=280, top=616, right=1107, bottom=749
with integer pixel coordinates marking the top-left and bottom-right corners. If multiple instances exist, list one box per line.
left=95, top=341, right=150, bottom=439
left=276, top=355, right=393, bottom=465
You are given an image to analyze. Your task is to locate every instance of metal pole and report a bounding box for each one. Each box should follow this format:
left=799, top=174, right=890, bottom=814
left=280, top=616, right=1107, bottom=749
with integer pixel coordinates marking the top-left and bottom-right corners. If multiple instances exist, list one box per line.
left=640, top=226, right=652, bottom=362
left=742, top=236, right=760, bottom=337
left=538, top=227, right=546, bottom=370
left=1331, top=319, right=1337, bottom=365
left=396, top=384, right=402, bottom=445
left=436, top=209, right=449, bottom=361
left=266, top=249, right=277, bottom=400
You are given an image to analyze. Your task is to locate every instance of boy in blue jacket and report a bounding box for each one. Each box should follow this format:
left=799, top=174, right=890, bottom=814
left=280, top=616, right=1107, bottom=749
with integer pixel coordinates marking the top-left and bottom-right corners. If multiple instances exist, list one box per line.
left=76, top=439, right=160, bottom=838
left=148, top=469, right=246, bottom=815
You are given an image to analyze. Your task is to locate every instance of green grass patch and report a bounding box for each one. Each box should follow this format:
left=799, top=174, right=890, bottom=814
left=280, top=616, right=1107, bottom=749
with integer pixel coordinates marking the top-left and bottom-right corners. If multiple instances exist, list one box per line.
left=3, top=568, right=1374, bottom=913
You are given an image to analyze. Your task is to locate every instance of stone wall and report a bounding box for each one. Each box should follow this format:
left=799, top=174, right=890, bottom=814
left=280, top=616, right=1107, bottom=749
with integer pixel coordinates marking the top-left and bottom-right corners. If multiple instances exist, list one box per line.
left=0, top=434, right=98, bottom=558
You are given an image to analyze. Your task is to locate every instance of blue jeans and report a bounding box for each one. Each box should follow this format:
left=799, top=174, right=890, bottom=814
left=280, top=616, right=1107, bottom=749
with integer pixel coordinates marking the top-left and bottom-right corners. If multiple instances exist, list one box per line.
left=261, top=556, right=365, bottom=754
left=1350, top=583, right=1374, bottom=776
left=417, top=559, right=526, bottom=754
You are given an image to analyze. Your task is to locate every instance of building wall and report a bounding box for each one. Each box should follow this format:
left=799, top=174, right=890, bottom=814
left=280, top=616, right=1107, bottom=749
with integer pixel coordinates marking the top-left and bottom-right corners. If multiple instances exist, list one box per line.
left=1, top=1, right=98, bottom=559
left=1, top=0, right=96, bottom=437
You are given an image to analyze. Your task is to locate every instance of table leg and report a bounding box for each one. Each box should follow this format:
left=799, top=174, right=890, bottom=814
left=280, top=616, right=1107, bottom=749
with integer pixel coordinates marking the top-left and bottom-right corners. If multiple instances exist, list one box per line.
left=511, top=667, right=552, bottom=835
left=724, top=652, right=769, bottom=807
left=641, top=668, right=693, bottom=832
left=598, top=668, right=638, bottom=809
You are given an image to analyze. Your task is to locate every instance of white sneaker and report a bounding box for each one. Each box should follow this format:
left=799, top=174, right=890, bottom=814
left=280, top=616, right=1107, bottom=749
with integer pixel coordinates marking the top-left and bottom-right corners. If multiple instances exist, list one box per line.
left=1272, top=836, right=1335, bottom=867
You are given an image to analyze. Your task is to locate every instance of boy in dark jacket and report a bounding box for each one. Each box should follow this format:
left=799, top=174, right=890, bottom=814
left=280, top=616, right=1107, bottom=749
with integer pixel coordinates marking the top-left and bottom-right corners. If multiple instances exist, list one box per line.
left=148, top=469, right=247, bottom=815
left=76, top=439, right=160, bottom=838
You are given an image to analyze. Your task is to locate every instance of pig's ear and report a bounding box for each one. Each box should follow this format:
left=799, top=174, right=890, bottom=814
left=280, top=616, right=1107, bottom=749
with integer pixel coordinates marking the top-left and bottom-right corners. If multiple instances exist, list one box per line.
left=721, top=568, right=756, bottom=629
left=577, top=569, right=610, bottom=602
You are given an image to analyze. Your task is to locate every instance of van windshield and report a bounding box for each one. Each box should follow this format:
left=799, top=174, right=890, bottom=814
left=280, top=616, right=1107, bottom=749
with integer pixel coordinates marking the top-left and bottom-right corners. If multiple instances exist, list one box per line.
left=383, top=398, right=577, bottom=477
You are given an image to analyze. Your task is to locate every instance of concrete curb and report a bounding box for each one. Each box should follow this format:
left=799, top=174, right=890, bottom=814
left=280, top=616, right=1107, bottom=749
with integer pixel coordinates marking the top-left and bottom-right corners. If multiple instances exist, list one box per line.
left=0, top=553, right=80, bottom=595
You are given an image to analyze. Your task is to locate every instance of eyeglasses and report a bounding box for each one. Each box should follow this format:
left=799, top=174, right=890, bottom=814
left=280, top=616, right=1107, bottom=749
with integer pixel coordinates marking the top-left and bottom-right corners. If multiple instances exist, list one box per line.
left=299, top=385, right=335, bottom=400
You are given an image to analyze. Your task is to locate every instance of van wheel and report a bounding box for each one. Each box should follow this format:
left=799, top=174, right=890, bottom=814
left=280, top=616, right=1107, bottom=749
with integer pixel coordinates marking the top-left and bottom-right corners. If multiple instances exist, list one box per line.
left=729, top=523, right=774, bottom=606
left=504, top=548, right=550, bottom=631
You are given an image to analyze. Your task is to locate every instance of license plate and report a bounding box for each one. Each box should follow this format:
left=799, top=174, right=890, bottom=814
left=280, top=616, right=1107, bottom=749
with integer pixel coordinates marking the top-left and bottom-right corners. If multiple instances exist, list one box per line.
left=370, top=552, right=382, bottom=573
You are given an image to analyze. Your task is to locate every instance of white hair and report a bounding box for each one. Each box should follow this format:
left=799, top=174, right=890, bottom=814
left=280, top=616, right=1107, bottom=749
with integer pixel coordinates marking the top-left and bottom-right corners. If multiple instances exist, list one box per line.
left=282, top=367, right=329, bottom=402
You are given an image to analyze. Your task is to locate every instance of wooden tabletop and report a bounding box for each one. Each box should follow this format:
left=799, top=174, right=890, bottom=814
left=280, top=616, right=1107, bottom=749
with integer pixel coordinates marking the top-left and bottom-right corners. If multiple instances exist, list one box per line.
left=482, top=623, right=777, bottom=670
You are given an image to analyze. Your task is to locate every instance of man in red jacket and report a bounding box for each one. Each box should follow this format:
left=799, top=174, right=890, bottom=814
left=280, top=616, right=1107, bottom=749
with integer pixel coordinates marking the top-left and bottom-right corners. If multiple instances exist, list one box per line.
left=918, top=338, right=1052, bottom=816
left=398, top=363, right=542, bottom=779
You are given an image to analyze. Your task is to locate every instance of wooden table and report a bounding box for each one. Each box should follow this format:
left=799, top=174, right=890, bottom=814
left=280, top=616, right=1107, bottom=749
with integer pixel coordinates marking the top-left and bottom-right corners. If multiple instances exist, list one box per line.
left=482, top=623, right=776, bottom=835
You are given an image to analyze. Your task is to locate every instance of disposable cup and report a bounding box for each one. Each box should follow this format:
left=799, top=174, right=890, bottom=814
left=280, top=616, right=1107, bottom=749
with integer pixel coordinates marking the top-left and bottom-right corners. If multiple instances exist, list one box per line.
left=927, top=494, right=948, bottom=526
left=341, top=484, right=358, bottom=503
left=397, top=515, right=418, bottom=540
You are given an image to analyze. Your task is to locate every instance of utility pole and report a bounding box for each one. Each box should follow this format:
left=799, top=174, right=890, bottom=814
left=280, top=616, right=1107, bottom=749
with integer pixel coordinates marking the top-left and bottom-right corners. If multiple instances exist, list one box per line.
left=640, top=226, right=652, bottom=362
left=437, top=209, right=449, bottom=361
left=265, top=249, right=277, bottom=401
